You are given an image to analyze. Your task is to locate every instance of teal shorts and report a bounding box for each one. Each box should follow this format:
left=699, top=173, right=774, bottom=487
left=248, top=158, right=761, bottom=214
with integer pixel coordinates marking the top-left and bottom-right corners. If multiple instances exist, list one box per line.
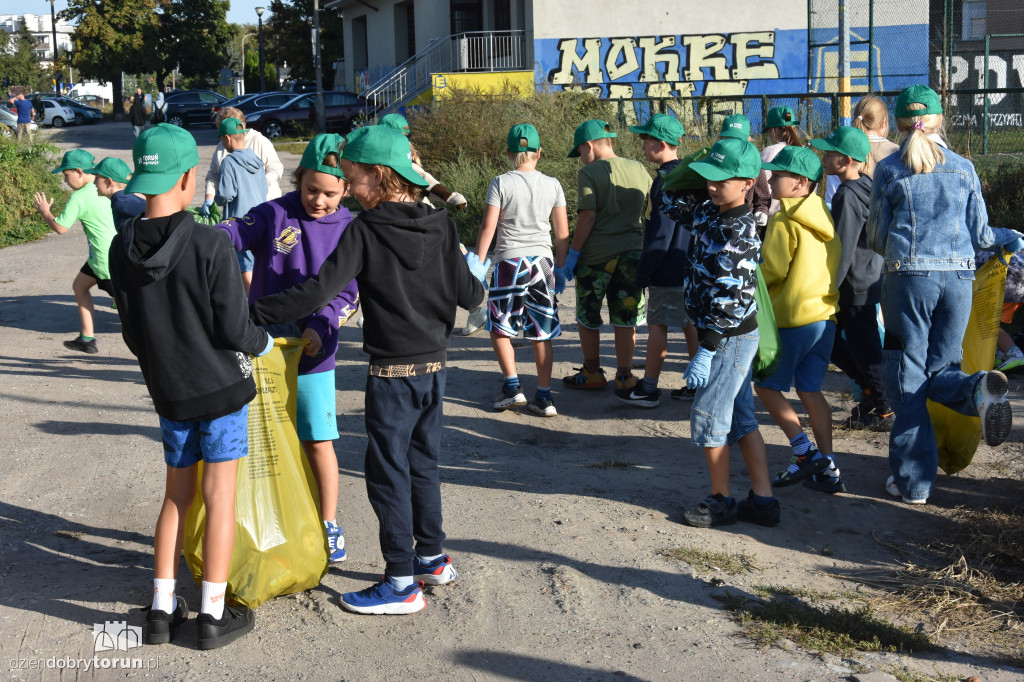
left=297, top=369, right=340, bottom=442
left=574, top=251, right=647, bottom=329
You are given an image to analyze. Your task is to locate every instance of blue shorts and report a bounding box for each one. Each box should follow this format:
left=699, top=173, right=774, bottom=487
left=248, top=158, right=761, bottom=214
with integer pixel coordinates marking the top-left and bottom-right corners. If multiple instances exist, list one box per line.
left=691, top=330, right=760, bottom=448
left=237, top=249, right=255, bottom=273
left=297, top=370, right=340, bottom=441
left=160, top=404, right=249, bottom=469
left=756, top=320, right=836, bottom=392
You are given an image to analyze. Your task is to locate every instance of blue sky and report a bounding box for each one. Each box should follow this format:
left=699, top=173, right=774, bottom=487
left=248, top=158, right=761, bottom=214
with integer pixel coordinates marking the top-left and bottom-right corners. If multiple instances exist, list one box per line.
left=5, top=0, right=273, bottom=28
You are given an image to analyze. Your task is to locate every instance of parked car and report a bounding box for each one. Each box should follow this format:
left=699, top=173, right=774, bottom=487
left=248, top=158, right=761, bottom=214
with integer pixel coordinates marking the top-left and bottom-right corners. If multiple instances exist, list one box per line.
left=0, top=107, right=39, bottom=138
left=246, top=91, right=375, bottom=139
left=33, top=95, right=103, bottom=125
left=158, top=90, right=227, bottom=127
left=209, top=92, right=297, bottom=125
left=281, top=80, right=317, bottom=93
left=33, top=97, right=77, bottom=128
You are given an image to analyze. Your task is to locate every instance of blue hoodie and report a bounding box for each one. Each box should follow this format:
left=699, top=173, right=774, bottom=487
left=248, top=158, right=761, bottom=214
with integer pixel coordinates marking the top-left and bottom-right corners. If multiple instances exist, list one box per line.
left=216, top=147, right=267, bottom=220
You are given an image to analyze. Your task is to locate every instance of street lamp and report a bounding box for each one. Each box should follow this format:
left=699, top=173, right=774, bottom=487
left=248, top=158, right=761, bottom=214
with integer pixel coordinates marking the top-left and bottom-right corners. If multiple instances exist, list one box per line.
left=255, top=7, right=266, bottom=93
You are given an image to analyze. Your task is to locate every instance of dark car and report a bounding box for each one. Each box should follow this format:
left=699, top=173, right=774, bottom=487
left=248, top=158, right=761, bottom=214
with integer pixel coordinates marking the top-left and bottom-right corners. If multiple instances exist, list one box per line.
left=210, top=92, right=299, bottom=124
left=46, top=96, right=103, bottom=125
left=245, top=91, right=374, bottom=139
left=158, top=90, right=227, bottom=127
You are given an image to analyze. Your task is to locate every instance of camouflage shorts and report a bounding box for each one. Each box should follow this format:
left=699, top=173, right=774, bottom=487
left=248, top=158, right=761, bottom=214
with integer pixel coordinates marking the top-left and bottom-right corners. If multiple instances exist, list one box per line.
left=575, top=251, right=647, bottom=329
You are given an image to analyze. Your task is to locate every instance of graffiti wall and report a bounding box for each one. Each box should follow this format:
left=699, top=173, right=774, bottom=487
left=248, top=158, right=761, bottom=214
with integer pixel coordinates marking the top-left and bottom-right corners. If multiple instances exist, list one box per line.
left=933, top=50, right=1024, bottom=129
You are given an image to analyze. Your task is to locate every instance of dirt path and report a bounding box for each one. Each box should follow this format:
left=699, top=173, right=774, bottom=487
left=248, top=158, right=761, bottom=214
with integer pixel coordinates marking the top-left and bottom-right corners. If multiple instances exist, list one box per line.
left=2, top=122, right=1023, bottom=681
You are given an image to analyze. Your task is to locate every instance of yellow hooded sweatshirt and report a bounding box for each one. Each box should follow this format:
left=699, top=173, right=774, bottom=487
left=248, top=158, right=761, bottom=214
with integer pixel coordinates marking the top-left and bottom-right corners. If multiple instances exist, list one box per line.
left=761, top=194, right=841, bottom=328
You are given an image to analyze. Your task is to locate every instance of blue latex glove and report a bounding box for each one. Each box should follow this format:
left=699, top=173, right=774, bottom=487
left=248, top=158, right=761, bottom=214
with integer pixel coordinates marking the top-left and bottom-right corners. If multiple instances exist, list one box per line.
left=200, top=198, right=214, bottom=217
left=256, top=335, right=276, bottom=358
left=683, top=346, right=716, bottom=390
left=563, top=248, right=581, bottom=281
left=465, top=251, right=491, bottom=283
left=999, top=236, right=1024, bottom=265
left=553, top=267, right=566, bottom=295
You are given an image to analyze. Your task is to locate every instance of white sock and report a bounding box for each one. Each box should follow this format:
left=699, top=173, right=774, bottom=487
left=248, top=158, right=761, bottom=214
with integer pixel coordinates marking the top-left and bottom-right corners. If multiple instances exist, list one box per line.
left=418, top=553, right=443, bottom=564
left=201, top=581, right=227, bottom=619
left=1007, top=346, right=1024, bottom=360
left=152, top=578, right=176, bottom=613
left=387, top=575, right=414, bottom=591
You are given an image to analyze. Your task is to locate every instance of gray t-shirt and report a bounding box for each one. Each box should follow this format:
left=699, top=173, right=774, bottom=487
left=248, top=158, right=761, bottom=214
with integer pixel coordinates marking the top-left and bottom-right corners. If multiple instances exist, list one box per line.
left=486, top=170, right=566, bottom=261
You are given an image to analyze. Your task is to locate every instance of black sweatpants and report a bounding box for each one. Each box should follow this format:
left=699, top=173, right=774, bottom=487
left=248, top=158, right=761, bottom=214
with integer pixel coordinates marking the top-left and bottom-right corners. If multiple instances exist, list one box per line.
left=831, top=301, right=890, bottom=410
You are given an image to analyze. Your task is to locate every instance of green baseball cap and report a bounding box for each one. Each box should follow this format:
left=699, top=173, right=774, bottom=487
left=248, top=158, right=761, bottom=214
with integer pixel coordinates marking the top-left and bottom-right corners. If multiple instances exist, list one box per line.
left=688, top=138, right=762, bottom=181
left=85, top=157, right=133, bottom=184
left=379, top=113, right=410, bottom=136
left=218, top=117, right=247, bottom=136
left=809, top=126, right=871, bottom=162
left=766, top=105, right=800, bottom=128
left=300, top=133, right=346, bottom=179
left=719, top=114, right=751, bottom=140
left=125, top=123, right=200, bottom=195
left=895, top=85, right=942, bottom=119
left=761, top=145, right=823, bottom=182
left=507, top=123, right=540, bottom=152
left=628, top=113, right=684, bottom=145
left=51, top=148, right=96, bottom=174
left=568, top=119, right=617, bottom=158
left=342, top=125, right=428, bottom=187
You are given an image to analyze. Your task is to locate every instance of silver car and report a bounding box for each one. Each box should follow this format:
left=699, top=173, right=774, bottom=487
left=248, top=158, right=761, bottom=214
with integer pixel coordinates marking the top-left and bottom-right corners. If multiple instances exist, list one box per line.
left=0, top=107, right=40, bottom=137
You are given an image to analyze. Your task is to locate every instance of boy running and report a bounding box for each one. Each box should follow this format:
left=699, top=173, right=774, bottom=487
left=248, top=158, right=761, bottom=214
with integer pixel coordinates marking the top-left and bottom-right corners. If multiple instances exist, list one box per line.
left=86, top=157, right=146, bottom=229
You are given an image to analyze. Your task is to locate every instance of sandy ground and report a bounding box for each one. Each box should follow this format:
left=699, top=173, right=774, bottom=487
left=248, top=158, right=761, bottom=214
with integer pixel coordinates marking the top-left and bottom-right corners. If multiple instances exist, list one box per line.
left=2, top=121, right=1023, bottom=682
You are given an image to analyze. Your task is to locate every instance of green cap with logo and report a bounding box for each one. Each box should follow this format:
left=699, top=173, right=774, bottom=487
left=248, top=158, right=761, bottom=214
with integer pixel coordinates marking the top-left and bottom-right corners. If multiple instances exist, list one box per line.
left=342, top=125, right=428, bottom=187
left=507, top=123, right=540, bottom=152
left=51, top=148, right=96, bottom=174
left=125, top=122, right=201, bottom=195
left=628, top=113, right=684, bottom=145
left=894, top=85, right=942, bottom=119
left=761, top=145, right=823, bottom=182
left=218, top=117, right=247, bottom=136
left=568, top=119, right=617, bottom=158
left=85, top=157, right=133, bottom=184
left=719, top=113, right=751, bottom=140
left=765, top=105, right=800, bottom=128
left=688, top=137, right=762, bottom=181
left=379, top=113, right=411, bottom=136
left=809, top=126, right=871, bottom=162
left=300, top=133, right=346, bottom=179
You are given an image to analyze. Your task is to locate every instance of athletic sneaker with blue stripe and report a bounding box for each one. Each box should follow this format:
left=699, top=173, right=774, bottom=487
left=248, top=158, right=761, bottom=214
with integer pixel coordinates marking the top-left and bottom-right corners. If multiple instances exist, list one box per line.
left=341, top=578, right=427, bottom=615
left=413, top=554, right=458, bottom=585
left=325, top=521, right=346, bottom=562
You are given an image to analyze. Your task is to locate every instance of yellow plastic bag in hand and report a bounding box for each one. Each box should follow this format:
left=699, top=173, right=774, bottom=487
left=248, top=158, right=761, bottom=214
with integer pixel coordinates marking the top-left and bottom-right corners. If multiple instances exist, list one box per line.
left=184, top=338, right=328, bottom=608
left=927, top=254, right=1008, bottom=475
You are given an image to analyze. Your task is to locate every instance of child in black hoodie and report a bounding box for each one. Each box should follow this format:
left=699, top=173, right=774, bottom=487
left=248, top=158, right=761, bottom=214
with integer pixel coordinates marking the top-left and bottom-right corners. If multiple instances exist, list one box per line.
left=108, top=123, right=273, bottom=649
left=250, top=125, right=485, bottom=615
left=812, top=127, right=893, bottom=462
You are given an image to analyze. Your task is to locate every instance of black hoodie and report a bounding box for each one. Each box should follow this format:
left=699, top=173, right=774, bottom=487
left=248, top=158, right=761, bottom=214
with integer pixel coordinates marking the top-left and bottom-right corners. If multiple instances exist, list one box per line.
left=250, top=201, right=484, bottom=366
left=109, top=210, right=270, bottom=421
left=831, top=174, right=882, bottom=306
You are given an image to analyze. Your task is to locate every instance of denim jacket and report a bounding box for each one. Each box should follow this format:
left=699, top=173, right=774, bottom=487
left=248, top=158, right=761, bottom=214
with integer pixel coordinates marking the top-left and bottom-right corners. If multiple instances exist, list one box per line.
left=867, top=143, right=1015, bottom=273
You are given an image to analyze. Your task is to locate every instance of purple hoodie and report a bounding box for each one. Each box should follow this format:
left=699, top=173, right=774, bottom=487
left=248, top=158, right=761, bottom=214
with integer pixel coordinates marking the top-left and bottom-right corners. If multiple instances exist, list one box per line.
left=218, top=191, right=359, bottom=375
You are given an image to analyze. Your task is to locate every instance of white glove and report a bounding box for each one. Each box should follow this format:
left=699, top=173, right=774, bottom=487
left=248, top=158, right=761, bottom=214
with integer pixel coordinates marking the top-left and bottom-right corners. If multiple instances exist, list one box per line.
left=754, top=211, right=768, bottom=228
left=447, top=192, right=467, bottom=209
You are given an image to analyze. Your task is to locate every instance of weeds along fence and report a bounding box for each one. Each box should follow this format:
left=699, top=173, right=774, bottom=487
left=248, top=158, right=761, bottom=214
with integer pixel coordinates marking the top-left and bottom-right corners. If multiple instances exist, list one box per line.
left=611, top=88, right=1024, bottom=158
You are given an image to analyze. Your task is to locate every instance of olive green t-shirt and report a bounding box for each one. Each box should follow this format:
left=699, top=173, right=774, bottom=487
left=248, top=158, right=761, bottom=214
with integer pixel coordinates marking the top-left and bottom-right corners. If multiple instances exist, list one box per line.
left=576, top=157, right=652, bottom=266
left=56, top=182, right=116, bottom=279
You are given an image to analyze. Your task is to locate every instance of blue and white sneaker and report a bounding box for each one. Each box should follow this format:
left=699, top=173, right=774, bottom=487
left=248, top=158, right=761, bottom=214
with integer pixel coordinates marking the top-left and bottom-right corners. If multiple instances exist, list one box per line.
left=413, top=554, right=458, bottom=585
left=325, top=521, right=346, bottom=562
left=340, top=578, right=427, bottom=615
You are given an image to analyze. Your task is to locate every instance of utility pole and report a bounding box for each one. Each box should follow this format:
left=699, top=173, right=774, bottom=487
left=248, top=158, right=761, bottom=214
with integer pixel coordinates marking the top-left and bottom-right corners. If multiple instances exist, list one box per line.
left=49, top=0, right=59, bottom=92
left=313, top=0, right=326, bottom=133
left=256, top=7, right=267, bottom=92
left=838, top=0, right=851, bottom=125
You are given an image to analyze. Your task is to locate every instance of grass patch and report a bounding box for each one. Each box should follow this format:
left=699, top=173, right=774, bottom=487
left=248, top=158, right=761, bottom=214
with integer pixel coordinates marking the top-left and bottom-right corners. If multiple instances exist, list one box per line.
left=0, top=138, right=66, bottom=248
left=587, top=459, right=634, bottom=470
left=661, top=546, right=758, bottom=575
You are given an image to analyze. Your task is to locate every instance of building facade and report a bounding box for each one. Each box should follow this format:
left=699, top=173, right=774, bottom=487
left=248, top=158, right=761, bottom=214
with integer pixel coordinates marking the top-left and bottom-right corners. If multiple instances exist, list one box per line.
left=0, top=13, right=75, bottom=68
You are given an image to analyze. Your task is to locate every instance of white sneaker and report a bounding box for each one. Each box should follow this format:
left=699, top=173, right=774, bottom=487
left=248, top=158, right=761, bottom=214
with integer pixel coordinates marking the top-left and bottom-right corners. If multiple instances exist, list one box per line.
left=885, top=475, right=926, bottom=505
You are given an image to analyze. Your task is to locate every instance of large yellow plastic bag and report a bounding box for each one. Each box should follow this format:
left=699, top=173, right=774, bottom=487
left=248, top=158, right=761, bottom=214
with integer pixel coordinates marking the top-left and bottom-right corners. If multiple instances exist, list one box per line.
left=927, top=254, right=1007, bottom=475
left=183, top=338, right=328, bottom=608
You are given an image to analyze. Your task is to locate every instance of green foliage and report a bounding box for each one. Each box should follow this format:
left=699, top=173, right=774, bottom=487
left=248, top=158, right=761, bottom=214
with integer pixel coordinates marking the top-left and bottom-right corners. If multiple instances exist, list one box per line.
left=244, top=47, right=279, bottom=93
left=266, top=0, right=343, bottom=86
left=0, top=26, right=50, bottom=92
left=975, top=156, right=1024, bottom=230
left=0, top=139, right=67, bottom=247
left=149, top=0, right=234, bottom=91
left=406, top=87, right=654, bottom=245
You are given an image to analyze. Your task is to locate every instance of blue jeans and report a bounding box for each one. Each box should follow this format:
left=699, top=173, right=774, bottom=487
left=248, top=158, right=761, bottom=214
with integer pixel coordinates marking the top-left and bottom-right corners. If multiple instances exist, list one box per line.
left=881, top=271, right=984, bottom=501
left=691, top=329, right=760, bottom=448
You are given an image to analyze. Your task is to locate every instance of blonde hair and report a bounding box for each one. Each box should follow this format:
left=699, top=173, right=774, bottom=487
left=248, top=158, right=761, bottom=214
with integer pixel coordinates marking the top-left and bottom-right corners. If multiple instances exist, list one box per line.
left=853, top=95, right=889, bottom=136
left=408, top=141, right=421, bottom=166
left=896, top=104, right=945, bottom=174
left=292, top=151, right=341, bottom=187
left=216, top=107, right=246, bottom=127
left=349, top=162, right=424, bottom=207
left=508, top=150, right=539, bottom=169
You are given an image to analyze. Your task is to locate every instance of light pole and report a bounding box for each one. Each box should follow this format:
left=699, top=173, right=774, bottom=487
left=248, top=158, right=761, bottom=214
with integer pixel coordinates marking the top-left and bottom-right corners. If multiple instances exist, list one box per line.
left=313, top=0, right=325, bottom=132
left=256, top=7, right=266, bottom=93
left=49, top=0, right=59, bottom=92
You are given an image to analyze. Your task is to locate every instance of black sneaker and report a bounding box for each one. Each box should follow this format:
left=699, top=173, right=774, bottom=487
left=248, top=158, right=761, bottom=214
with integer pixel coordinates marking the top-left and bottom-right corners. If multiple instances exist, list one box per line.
left=493, top=385, right=527, bottom=411
left=803, top=467, right=846, bottom=494
left=772, top=447, right=832, bottom=487
left=670, top=387, right=697, bottom=401
left=737, top=491, right=781, bottom=526
left=64, top=335, right=98, bottom=354
left=197, top=604, right=255, bottom=650
left=526, top=395, right=557, bottom=417
left=615, top=383, right=661, bottom=408
left=143, top=596, right=188, bottom=645
left=681, top=494, right=737, bottom=528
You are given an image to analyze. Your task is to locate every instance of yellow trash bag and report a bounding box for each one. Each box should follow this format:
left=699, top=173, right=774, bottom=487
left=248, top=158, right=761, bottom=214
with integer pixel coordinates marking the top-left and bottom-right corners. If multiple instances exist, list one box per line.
left=183, top=338, right=328, bottom=608
left=927, top=254, right=1008, bottom=475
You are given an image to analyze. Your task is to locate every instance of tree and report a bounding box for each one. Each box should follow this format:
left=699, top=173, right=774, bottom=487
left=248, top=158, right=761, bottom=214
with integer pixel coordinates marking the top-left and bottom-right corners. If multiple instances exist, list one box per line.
left=61, top=0, right=160, bottom=116
left=244, top=46, right=277, bottom=93
left=147, top=0, right=233, bottom=92
left=0, top=26, right=50, bottom=92
left=266, top=0, right=343, bottom=86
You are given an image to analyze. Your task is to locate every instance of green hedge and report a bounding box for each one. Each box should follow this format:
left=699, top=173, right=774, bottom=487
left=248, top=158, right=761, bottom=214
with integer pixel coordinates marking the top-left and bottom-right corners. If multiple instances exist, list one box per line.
left=976, top=156, right=1024, bottom=230
left=0, top=138, right=67, bottom=247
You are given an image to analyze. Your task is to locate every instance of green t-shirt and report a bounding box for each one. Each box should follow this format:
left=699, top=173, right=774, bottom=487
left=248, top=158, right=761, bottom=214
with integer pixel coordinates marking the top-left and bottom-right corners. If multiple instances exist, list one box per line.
left=576, top=157, right=652, bottom=266
left=56, top=183, right=116, bottom=279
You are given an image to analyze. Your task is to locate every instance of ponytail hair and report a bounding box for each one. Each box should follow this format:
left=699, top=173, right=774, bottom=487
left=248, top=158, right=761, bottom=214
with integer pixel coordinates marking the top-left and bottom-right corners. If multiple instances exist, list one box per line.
left=852, top=95, right=889, bottom=136
left=896, top=104, right=945, bottom=174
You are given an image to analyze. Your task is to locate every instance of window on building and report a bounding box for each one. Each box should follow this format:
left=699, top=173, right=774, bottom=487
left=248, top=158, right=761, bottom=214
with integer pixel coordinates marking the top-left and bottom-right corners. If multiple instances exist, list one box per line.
left=352, top=15, right=368, bottom=73
left=962, top=0, right=987, bottom=40
left=394, top=1, right=415, bottom=63
left=451, top=1, right=482, bottom=34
